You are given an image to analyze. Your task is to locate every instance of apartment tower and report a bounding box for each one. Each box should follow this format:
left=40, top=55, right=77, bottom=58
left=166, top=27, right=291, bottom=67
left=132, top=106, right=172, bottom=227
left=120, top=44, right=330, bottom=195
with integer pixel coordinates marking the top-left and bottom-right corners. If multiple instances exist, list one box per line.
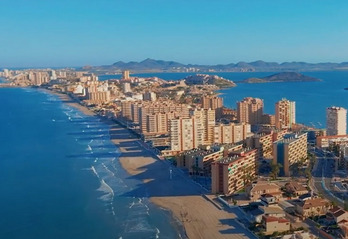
left=326, top=106, right=347, bottom=136
left=237, top=97, right=264, bottom=125
left=275, top=99, right=296, bottom=129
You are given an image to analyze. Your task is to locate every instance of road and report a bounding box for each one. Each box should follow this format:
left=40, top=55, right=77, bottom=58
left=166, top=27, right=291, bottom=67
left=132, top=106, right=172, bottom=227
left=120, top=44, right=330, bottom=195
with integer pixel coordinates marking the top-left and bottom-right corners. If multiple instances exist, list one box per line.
left=311, top=148, right=345, bottom=207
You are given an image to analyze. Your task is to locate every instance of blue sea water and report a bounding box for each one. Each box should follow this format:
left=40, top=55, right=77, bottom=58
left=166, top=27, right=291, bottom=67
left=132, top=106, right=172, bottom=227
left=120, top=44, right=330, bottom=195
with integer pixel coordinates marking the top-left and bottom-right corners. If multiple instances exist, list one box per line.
left=0, top=87, right=182, bottom=239
left=101, top=71, right=348, bottom=128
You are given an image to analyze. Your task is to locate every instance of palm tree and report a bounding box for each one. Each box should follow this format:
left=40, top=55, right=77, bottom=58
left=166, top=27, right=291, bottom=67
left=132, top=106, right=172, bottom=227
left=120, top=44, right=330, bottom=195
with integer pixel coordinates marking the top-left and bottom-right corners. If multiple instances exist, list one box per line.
left=270, top=162, right=282, bottom=180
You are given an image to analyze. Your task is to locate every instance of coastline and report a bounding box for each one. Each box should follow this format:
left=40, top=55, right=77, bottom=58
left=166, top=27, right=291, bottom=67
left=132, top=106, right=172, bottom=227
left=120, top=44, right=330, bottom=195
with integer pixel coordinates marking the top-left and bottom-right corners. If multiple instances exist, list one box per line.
left=44, top=88, right=251, bottom=239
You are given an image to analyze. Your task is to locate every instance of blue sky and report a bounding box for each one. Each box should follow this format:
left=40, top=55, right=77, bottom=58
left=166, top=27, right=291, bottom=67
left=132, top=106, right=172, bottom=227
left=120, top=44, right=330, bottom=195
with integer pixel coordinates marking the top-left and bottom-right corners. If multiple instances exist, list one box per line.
left=1, top=0, right=348, bottom=67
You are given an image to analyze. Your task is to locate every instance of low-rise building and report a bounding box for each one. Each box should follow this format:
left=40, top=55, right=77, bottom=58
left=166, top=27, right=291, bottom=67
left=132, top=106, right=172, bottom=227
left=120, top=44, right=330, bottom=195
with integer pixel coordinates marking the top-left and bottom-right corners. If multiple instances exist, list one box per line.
left=295, top=198, right=332, bottom=218
left=285, top=181, right=309, bottom=197
left=316, top=135, right=348, bottom=148
left=328, top=206, right=348, bottom=224
left=262, top=215, right=290, bottom=235
left=246, top=181, right=282, bottom=201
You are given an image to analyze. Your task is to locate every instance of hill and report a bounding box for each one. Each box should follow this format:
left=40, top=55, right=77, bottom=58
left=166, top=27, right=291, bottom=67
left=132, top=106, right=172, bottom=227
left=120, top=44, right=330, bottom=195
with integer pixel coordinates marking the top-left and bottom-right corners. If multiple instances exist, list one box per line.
left=239, top=72, right=321, bottom=83
left=183, top=74, right=236, bottom=88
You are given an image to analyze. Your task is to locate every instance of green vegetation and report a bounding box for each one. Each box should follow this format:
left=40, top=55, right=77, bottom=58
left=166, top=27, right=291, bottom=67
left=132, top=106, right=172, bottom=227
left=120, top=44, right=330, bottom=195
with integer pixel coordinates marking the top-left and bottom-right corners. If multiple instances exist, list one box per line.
left=270, top=163, right=282, bottom=180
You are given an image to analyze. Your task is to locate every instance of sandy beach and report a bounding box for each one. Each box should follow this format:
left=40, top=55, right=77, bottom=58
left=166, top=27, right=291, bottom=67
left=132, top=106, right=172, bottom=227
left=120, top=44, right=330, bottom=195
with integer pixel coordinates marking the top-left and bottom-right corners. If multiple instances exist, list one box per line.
left=109, top=124, right=255, bottom=239
left=50, top=89, right=255, bottom=239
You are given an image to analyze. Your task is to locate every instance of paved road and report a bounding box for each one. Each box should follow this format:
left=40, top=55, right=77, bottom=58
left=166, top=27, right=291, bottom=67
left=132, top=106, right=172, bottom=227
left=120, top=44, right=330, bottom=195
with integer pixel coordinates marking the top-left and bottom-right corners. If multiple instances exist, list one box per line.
left=311, top=148, right=345, bottom=207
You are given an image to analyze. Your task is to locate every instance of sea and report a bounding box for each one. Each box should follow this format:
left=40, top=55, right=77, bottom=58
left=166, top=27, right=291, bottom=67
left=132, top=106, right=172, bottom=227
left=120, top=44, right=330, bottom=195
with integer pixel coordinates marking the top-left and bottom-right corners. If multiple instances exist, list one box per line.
left=0, top=71, right=347, bottom=238
left=0, top=84, right=183, bottom=238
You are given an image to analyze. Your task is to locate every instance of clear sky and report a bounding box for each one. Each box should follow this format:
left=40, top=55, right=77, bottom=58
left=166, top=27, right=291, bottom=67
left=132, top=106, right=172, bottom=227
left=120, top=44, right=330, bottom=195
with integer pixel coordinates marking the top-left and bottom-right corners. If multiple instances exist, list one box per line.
left=1, top=0, right=348, bottom=67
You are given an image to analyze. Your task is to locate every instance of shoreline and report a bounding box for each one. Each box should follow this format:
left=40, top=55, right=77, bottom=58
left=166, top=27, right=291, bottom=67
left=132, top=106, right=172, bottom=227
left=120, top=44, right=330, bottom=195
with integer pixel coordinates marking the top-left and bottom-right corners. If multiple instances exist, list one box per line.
left=43, top=88, right=252, bottom=239
left=42, top=89, right=189, bottom=238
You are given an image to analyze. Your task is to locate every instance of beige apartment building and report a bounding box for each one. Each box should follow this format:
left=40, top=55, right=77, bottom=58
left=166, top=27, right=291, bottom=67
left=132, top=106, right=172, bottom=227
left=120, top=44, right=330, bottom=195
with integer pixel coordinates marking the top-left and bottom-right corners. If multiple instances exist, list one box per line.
left=121, top=100, right=133, bottom=119
left=237, top=97, right=264, bottom=125
left=169, top=116, right=205, bottom=152
left=245, top=129, right=288, bottom=159
left=29, top=71, right=50, bottom=86
left=213, top=122, right=251, bottom=144
left=201, top=95, right=223, bottom=118
left=327, top=106, right=347, bottom=136
left=211, top=148, right=258, bottom=195
left=145, top=112, right=177, bottom=135
left=246, top=133, right=274, bottom=159
left=86, top=91, right=110, bottom=104
left=176, top=146, right=224, bottom=175
left=273, top=133, right=308, bottom=177
left=275, top=98, right=296, bottom=129
left=192, top=108, right=216, bottom=145
left=139, top=102, right=190, bottom=133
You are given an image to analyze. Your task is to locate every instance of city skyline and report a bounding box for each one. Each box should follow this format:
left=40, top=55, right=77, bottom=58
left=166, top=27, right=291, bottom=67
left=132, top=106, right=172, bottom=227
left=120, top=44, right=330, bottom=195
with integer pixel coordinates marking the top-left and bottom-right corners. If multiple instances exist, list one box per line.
left=1, top=0, right=348, bottom=67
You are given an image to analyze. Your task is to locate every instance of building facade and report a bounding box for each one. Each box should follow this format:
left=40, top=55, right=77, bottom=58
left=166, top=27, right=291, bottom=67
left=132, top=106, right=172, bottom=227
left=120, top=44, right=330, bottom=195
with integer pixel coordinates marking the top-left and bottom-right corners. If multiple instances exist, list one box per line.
left=213, top=122, right=251, bottom=144
left=273, top=133, right=308, bottom=177
left=327, top=106, right=347, bottom=136
left=211, top=148, right=258, bottom=195
left=237, top=97, right=264, bottom=125
left=169, top=116, right=205, bottom=152
left=275, top=98, right=296, bottom=129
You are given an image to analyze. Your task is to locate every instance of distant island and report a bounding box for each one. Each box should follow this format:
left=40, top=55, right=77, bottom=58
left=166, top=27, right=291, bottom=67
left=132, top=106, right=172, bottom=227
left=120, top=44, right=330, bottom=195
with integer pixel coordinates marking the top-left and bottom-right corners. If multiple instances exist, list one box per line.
left=183, top=74, right=236, bottom=88
left=238, top=72, right=321, bottom=84
left=85, top=58, right=348, bottom=74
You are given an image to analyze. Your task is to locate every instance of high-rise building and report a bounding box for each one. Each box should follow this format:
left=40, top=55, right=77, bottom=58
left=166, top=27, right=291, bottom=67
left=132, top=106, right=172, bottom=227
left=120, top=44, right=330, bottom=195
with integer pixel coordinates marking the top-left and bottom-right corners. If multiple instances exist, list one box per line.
left=213, top=122, right=251, bottom=144
left=273, top=133, right=307, bottom=176
left=122, top=70, right=130, bottom=80
left=169, top=117, right=205, bottom=152
left=237, top=97, right=264, bottom=125
left=275, top=98, right=296, bottom=129
left=201, top=95, right=223, bottom=119
left=211, top=148, right=258, bottom=195
left=49, top=70, right=57, bottom=80
left=326, top=106, right=347, bottom=136
left=123, top=82, right=131, bottom=93
left=192, top=108, right=216, bottom=145
left=138, top=101, right=190, bottom=133
left=146, top=112, right=176, bottom=135
left=143, top=91, right=157, bottom=101
left=121, top=101, right=133, bottom=119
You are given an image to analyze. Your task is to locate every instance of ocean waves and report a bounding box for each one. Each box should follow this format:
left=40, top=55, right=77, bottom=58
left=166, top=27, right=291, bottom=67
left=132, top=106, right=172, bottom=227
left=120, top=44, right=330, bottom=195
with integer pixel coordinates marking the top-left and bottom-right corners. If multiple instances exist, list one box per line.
left=57, top=98, right=180, bottom=238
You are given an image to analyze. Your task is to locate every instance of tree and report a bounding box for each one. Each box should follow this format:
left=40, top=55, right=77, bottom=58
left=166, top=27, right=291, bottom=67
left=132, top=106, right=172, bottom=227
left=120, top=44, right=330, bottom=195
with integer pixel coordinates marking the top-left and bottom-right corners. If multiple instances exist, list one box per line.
left=270, top=163, right=282, bottom=180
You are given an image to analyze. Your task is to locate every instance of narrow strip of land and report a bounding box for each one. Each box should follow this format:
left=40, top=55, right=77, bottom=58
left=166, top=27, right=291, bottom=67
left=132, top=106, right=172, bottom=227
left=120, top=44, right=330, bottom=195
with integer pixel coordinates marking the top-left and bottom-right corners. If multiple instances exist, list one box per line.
left=52, top=90, right=256, bottom=239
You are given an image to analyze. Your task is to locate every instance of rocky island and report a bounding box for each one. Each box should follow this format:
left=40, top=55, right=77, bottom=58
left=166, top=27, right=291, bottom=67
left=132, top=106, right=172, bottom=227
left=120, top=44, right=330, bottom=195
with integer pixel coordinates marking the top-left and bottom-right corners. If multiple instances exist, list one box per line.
left=183, top=74, right=236, bottom=88
left=239, top=72, right=321, bottom=83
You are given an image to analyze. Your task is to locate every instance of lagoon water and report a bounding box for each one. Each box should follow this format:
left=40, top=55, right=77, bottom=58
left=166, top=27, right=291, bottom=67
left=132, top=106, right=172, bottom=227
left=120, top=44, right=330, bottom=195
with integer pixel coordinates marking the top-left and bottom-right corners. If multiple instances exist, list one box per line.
left=101, top=71, right=348, bottom=128
left=0, top=87, right=182, bottom=239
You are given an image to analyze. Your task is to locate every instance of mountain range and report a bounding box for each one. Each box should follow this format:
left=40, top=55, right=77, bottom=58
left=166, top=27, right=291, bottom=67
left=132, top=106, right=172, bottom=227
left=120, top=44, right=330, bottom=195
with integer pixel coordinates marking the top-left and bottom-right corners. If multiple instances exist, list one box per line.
left=88, top=58, right=348, bottom=73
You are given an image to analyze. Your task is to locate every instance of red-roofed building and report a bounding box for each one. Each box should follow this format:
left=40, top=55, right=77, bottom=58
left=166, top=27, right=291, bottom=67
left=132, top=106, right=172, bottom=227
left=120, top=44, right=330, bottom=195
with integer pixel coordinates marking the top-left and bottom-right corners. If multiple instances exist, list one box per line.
left=262, top=215, right=290, bottom=235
